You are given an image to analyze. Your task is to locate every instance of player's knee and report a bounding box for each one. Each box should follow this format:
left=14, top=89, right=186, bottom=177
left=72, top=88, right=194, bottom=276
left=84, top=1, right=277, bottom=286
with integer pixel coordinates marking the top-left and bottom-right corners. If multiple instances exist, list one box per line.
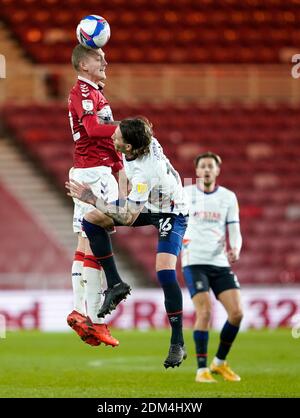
left=76, top=234, right=86, bottom=252
left=229, top=309, right=243, bottom=325
left=156, top=253, right=177, bottom=271
left=196, top=308, right=211, bottom=325
left=156, top=261, right=175, bottom=271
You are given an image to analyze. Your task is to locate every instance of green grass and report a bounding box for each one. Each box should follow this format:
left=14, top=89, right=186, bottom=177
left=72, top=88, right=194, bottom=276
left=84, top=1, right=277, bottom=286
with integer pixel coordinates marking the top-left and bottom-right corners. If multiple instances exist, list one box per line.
left=0, top=329, right=299, bottom=398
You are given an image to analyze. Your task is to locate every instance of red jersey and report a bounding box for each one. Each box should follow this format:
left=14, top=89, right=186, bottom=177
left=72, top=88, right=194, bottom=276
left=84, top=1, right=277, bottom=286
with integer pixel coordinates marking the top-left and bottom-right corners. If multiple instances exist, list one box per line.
left=68, top=76, right=123, bottom=171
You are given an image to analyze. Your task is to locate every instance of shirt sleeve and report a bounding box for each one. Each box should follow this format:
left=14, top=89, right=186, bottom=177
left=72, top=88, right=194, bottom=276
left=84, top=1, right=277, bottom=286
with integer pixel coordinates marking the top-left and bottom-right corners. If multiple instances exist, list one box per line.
left=228, top=222, right=242, bottom=253
left=82, top=114, right=117, bottom=139
left=183, top=186, right=192, bottom=208
left=111, top=160, right=124, bottom=173
left=127, top=177, right=151, bottom=205
left=71, top=90, right=116, bottom=138
left=226, top=192, right=240, bottom=224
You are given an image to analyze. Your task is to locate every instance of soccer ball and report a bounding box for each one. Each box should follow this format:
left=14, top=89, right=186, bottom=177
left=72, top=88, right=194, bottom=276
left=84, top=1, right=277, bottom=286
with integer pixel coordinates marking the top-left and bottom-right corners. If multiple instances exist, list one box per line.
left=76, top=15, right=111, bottom=49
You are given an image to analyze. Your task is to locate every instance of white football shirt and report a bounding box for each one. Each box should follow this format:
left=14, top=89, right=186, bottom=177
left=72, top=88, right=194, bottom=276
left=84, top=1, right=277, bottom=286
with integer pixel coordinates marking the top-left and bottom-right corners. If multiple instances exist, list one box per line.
left=123, top=138, right=188, bottom=215
left=181, top=184, right=240, bottom=267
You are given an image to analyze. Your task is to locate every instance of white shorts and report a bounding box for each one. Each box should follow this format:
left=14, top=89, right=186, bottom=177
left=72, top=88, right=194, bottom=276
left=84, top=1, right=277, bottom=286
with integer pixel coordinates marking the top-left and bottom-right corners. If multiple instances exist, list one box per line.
left=69, top=166, right=118, bottom=236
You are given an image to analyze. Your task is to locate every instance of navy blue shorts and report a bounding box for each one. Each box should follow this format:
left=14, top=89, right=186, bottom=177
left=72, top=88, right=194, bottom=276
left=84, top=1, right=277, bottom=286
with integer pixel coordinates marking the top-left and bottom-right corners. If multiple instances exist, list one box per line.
left=110, top=200, right=188, bottom=256
left=132, top=213, right=188, bottom=256
left=183, top=265, right=240, bottom=299
left=114, top=210, right=187, bottom=256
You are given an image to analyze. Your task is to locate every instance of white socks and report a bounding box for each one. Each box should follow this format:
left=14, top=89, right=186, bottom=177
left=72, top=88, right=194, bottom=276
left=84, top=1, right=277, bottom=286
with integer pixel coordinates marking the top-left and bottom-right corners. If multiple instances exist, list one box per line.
left=197, top=367, right=209, bottom=373
left=83, top=264, right=104, bottom=325
left=71, top=257, right=86, bottom=315
left=71, top=252, right=106, bottom=325
left=213, top=357, right=225, bottom=366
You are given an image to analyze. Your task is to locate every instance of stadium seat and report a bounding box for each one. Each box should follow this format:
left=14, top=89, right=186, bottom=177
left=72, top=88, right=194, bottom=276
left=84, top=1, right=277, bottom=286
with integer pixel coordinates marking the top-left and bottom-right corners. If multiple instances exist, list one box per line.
left=2, top=102, right=300, bottom=284
left=1, top=0, right=300, bottom=63
left=0, top=181, right=71, bottom=280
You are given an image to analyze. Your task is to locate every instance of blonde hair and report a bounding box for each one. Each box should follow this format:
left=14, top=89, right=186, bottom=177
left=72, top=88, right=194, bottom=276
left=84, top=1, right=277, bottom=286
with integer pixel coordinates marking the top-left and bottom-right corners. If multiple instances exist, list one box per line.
left=71, top=44, right=97, bottom=71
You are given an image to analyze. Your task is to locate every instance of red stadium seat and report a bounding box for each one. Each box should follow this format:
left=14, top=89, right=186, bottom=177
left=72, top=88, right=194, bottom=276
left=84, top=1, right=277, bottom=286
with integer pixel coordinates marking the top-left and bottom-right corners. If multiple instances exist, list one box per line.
left=2, top=102, right=300, bottom=284
left=0, top=181, right=71, bottom=279
left=1, top=1, right=299, bottom=63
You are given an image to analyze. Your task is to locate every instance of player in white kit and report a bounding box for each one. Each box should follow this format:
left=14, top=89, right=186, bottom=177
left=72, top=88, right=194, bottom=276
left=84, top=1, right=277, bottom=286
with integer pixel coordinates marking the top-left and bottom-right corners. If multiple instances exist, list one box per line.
left=66, top=117, right=188, bottom=368
left=182, top=152, right=243, bottom=383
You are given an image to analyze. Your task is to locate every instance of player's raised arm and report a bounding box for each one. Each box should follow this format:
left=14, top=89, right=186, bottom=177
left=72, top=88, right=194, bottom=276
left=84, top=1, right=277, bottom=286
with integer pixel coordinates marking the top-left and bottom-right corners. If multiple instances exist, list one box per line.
left=82, top=114, right=117, bottom=139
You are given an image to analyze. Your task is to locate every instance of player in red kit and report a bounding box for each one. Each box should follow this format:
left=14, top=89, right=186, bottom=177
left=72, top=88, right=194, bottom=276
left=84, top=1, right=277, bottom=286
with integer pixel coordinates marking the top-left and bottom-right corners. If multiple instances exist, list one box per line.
left=67, top=44, right=126, bottom=347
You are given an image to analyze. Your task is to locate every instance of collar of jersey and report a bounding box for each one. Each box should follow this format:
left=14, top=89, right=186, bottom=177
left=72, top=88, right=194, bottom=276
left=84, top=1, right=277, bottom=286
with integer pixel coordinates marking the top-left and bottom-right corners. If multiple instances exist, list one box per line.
left=78, top=76, right=99, bottom=90
left=125, top=155, right=137, bottom=162
left=197, top=184, right=219, bottom=195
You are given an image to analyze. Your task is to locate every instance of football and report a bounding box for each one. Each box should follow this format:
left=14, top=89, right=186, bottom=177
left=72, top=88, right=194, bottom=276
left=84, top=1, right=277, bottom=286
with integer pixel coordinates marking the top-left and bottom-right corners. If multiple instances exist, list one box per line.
left=76, top=15, right=111, bottom=49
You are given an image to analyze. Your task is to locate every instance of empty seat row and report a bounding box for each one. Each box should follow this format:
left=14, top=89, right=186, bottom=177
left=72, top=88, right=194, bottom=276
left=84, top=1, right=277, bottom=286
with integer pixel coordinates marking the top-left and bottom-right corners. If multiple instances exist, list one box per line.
left=2, top=102, right=300, bottom=284
left=1, top=0, right=300, bottom=63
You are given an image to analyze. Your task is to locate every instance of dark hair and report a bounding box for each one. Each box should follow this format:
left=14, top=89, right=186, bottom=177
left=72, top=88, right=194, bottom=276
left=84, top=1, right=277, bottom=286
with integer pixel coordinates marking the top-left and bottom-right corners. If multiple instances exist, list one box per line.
left=119, top=117, right=153, bottom=158
left=194, top=151, right=222, bottom=167
left=71, top=44, right=98, bottom=71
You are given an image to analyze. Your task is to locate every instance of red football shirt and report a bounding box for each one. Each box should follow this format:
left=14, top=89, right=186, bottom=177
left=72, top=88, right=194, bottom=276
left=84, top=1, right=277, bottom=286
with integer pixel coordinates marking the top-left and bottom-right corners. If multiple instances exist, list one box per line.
left=68, top=76, right=123, bottom=170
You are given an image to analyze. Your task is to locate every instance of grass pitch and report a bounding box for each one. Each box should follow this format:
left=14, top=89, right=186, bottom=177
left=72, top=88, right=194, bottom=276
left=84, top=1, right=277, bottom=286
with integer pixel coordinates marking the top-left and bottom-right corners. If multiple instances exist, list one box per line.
left=0, top=328, right=299, bottom=398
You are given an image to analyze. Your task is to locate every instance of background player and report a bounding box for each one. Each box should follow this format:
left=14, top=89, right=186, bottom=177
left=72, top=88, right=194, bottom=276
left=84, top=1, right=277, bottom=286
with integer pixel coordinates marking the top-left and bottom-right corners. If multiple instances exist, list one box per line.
left=67, top=45, right=124, bottom=347
left=182, top=152, right=243, bottom=383
left=66, top=117, right=188, bottom=368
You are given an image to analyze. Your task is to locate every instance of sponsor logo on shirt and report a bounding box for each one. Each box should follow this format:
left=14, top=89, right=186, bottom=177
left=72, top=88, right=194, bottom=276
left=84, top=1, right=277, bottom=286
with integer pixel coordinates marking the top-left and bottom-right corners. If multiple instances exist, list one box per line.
left=192, top=211, right=221, bottom=222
